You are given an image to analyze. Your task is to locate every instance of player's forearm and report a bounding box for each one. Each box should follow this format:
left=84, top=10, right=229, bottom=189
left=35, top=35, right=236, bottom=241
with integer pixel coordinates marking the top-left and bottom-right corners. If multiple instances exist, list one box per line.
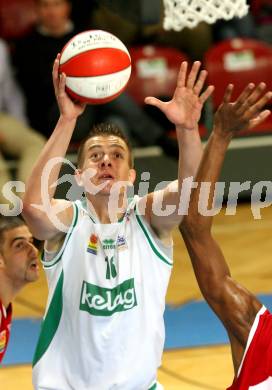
left=183, top=233, right=231, bottom=288
left=23, top=115, right=76, bottom=207
left=183, top=129, right=232, bottom=233
left=148, top=126, right=203, bottom=233
left=177, top=125, right=203, bottom=190
left=154, top=126, right=203, bottom=228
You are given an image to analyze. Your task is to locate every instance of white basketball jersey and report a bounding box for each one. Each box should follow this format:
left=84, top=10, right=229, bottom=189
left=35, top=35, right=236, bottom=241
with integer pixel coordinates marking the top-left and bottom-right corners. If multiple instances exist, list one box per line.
left=33, top=197, right=173, bottom=390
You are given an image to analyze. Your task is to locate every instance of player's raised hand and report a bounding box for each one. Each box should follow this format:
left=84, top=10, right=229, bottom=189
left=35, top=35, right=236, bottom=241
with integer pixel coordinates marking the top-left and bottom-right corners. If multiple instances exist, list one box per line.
left=52, top=54, right=86, bottom=120
left=144, top=61, right=214, bottom=130
left=214, top=83, right=272, bottom=138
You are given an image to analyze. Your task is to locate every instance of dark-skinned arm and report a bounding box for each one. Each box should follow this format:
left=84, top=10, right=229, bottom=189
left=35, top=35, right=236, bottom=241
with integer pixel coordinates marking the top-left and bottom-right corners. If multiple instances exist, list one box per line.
left=180, top=82, right=272, bottom=374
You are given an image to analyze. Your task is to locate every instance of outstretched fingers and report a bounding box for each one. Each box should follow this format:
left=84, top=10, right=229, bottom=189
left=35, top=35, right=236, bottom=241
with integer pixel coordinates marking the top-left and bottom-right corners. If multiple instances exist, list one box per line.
left=193, top=69, right=208, bottom=96
left=144, top=96, right=165, bottom=111
left=247, top=90, right=272, bottom=119
left=249, top=109, right=271, bottom=129
left=234, top=83, right=256, bottom=112
left=186, top=61, right=201, bottom=89
left=52, top=54, right=61, bottom=95
left=199, top=85, right=214, bottom=104
left=237, top=82, right=267, bottom=116
left=176, top=61, right=188, bottom=88
left=223, top=84, right=234, bottom=103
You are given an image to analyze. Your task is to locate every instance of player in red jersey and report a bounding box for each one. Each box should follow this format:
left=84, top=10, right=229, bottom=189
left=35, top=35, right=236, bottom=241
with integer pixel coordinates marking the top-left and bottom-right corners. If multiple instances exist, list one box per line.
left=0, top=216, right=39, bottom=363
left=180, top=82, right=272, bottom=389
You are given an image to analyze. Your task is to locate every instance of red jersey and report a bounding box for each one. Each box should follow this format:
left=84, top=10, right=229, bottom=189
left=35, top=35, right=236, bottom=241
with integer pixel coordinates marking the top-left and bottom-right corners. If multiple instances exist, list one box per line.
left=0, top=301, right=12, bottom=363
left=227, top=306, right=272, bottom=389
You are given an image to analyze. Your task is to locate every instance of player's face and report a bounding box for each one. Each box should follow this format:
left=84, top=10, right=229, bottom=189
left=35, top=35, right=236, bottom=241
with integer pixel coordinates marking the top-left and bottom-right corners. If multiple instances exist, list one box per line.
left=0, top=226, right=39, bottom=286
left=78, top=135, right=136, bottom=196
left=37, top=0, right=71, bottom=32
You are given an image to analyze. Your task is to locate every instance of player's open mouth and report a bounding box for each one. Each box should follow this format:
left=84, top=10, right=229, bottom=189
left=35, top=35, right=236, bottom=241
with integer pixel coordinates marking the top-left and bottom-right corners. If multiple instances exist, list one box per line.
left=98, top=174, right=114, bottom=181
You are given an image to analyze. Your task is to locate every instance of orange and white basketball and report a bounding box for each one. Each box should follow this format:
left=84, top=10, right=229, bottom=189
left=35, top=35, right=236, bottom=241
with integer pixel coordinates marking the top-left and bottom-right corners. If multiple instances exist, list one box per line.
left=59, top=30, right=131, bottom=104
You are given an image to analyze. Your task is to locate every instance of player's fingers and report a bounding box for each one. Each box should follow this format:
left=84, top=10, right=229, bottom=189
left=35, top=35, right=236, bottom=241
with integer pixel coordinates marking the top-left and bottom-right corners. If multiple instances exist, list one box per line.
left=58, top=73, right=66, bottom=96
left=186, top=61, right=201, bottom=89
left=222, top=84, right=234, bottom=103
left=176, top=61, right=188, bottom=88
left=144, top=96, right=165, bottom=110
left=199, top=85, right=214, bottom=104
left=52, top=57, right=60, bottom=92
left=249, top=109, right=271, bottom=129
left=234, top=83, right=255, bottom=110
left=239, top=82, right=267, bottom=111
left=193, top=70, right=207, bottom=96
left=247, top=91, right=272, bottom=118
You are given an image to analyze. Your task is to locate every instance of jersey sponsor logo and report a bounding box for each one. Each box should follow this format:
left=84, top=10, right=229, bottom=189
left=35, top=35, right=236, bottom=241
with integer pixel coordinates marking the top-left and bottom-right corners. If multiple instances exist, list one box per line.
left=80, top=278, right=137, bottom=316
left=102, top=238, right=116, bottom=250
left=0, top=330, right=7, bottom=353
left=117, top=235, right=127, bottom=251
left=87, top=234, right=98, bottom=255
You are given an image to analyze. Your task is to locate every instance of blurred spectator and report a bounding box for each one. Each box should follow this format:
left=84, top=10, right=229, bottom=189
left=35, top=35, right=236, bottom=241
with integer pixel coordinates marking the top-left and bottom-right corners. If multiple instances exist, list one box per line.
left=213, top=13, right=256, bottom=42
left=90, top=2, right=212, bottom=61
left=211, top=1, right=254, bottom=41
left=13, top=0, right=80, bottom=138
left=0, top=38, right=45, bottom=205
left=251, top=0, right=272, bottom=44
left=14, top=0, right=179, bottom=155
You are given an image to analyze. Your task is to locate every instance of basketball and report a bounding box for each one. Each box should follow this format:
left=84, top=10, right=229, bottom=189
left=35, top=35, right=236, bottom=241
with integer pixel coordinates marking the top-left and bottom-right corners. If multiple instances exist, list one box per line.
left=59, top=30, right=131, bottom=104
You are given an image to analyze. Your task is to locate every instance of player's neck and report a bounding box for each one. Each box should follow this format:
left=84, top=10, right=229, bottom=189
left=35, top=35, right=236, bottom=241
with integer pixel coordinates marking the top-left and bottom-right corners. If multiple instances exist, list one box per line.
left=86, top=193, right=128, bottom=224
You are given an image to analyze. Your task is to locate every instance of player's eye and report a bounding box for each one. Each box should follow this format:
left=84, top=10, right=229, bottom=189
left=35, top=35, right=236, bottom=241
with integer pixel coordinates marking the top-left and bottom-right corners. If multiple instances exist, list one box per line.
left=113, top=152, right=123, bottom=159
left=90, top=152, right=102, bottom=161
left=14, top=241, right=25, bottom=250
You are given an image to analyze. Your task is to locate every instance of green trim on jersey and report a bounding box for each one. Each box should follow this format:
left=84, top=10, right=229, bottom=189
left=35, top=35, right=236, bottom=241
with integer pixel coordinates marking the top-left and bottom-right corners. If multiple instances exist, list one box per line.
left=33, top=270, right=64, bottom=366
left=42, top=202, right=79, bottom=269
left=135, top=207, right=173, bottom=267
left=83, top=197, right=135, bottom=224
left=148, top=383, right=157, bottom=390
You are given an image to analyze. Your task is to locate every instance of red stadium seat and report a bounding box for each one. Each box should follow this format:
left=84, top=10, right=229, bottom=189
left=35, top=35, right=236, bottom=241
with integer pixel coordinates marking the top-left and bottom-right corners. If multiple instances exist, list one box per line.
left=127, top=45, right=190, bottom=105
left=0, top=0, right=37, bottom=40
left=204, top=38, right=272, bottom=135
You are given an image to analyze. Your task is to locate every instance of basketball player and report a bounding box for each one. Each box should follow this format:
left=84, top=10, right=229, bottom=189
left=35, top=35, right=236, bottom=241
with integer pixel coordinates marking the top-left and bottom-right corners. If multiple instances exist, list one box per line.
left=180, top=83, right=272, bottom=389
left=0, top=216, right=39, bottom=363
left=22, top=57, right=213, bottom=389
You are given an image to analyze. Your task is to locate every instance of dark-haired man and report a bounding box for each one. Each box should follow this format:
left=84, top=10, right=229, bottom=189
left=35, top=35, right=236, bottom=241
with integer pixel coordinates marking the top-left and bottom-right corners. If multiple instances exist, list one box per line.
left=0, top=216, right=39, bottom=363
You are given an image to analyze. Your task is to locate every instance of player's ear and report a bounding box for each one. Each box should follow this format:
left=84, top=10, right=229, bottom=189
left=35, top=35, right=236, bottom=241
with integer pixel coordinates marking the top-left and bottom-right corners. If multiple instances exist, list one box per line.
left=128, top=169, right=136, bottom=185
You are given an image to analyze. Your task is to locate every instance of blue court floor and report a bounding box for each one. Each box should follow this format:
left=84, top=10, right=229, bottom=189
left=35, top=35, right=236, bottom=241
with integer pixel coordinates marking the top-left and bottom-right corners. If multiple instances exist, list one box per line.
left=3, top=294, right=272, bottom=366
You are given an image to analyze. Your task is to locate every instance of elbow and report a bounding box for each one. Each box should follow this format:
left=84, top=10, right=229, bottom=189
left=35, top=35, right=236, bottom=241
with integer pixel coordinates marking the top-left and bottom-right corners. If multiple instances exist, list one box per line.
left=22, top=200, right=33, bottom=216
left=21, top=202, right=49, bottom=240
left=22, top=199, right=43, bottom=224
